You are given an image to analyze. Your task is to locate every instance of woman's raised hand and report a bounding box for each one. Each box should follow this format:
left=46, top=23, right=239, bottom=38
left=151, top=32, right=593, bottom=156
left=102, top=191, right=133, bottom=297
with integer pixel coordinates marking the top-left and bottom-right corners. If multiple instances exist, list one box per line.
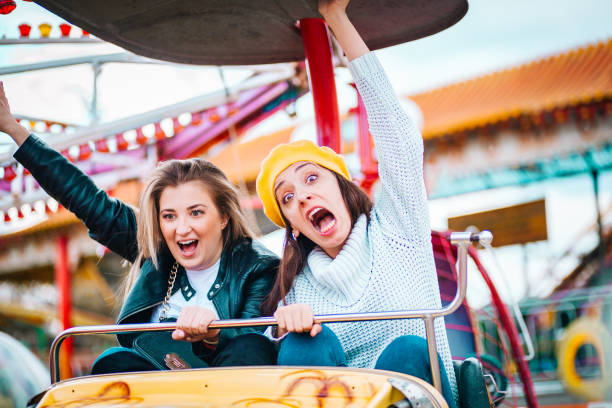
left=172, top=306, right=221, bottom=344
left=0, top=82, right=30, bottom=146
left=274, top=304, right=322, bottom=337
left=317, top=0, right=368, bottom=62
left=318, top=0, right=350, bottom=19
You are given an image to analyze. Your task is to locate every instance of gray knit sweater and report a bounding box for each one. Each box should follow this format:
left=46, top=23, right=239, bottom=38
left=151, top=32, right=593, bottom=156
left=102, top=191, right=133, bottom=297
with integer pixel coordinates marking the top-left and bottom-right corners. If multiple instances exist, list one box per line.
left=281, top=52, right=458, bottom=400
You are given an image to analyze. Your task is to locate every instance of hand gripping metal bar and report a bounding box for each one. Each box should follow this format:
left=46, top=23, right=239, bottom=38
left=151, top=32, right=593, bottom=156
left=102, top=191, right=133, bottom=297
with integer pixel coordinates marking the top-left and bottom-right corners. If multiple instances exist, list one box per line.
left=49, top=230, right=493, bottom=388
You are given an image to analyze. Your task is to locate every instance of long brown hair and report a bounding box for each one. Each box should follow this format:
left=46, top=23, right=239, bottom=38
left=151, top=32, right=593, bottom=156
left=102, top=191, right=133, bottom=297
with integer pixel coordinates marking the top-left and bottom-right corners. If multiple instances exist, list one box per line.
left=123, top=158, right=252, bottom=300
left=261, top=172, right=372, bottom=314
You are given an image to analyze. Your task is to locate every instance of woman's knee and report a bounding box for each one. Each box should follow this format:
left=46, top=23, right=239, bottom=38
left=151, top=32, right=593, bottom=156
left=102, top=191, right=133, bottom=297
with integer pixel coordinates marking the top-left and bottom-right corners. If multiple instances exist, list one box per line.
left=376, top=336, right=455, bottom=408
left=375, top=335, right=429, bottom=373
left=230, top=332, right=275, bottom=352
left=214, top=333, right=277, bottom=366
left=278, top=326, right=346, bottom=367
left=91, top=346, right=156, bottom=374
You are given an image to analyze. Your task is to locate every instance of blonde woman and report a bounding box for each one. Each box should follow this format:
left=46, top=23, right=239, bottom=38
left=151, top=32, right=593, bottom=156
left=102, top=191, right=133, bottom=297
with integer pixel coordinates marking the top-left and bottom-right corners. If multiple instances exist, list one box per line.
left=255, top=0, right=457, bottom=406
left=0, top=83, right=279, bottom=372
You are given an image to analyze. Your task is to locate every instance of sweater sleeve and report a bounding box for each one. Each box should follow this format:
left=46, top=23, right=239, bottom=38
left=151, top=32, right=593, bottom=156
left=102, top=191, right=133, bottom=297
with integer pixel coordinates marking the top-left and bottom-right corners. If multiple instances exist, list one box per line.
left=13, top=134, right=139, bottom=262
left=348, top=53, right=431, bottom=243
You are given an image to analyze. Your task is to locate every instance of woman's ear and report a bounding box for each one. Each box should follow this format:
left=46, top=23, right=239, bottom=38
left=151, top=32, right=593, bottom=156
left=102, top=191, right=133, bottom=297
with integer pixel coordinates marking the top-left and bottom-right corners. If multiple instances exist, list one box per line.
left=221, top=216, right=229, bottom=230
left=291, top=229, right=300, bottom=240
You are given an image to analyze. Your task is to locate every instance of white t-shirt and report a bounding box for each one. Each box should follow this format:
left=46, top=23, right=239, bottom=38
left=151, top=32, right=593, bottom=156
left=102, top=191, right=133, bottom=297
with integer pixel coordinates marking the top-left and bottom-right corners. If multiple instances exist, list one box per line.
left=150, top=258, right=221, bottom=322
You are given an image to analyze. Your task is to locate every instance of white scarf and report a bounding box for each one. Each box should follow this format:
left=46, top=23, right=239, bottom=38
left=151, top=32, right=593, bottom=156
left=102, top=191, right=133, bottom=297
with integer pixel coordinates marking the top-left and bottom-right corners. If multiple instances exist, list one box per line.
left=306, top=214, right=372, bottom=306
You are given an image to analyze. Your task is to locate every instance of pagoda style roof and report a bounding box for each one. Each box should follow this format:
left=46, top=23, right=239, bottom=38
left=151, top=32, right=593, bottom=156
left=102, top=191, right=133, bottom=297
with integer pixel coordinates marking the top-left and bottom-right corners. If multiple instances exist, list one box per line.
left=411, top=39, right=612, bottom=139
left=209, top=126, right=296, bottom=185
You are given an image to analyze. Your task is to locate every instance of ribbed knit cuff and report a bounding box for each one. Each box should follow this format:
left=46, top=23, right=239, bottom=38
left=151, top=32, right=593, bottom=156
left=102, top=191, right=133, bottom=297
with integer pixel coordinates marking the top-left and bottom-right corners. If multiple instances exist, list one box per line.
left=347, top=52, right=384, bottom=82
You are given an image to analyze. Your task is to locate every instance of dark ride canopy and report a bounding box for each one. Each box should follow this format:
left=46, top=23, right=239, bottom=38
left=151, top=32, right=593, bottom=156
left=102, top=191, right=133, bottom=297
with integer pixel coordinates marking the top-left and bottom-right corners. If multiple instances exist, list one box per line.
left=33, top=0, right=468, bottom=65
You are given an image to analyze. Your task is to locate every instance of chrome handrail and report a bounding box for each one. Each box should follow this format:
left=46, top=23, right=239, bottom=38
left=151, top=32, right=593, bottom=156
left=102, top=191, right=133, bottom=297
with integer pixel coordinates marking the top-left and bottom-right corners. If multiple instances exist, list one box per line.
left=49, top=230, right=492, bottom=390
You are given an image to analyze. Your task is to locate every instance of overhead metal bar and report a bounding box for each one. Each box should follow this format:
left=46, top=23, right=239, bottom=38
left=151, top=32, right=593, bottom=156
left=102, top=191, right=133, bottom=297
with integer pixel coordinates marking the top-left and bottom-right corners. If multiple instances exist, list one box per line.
left=0, top=38, right=102, bottom=45
left=0, top=52, right=175, bottom=75
left=157, top=81, right=291, bottom=160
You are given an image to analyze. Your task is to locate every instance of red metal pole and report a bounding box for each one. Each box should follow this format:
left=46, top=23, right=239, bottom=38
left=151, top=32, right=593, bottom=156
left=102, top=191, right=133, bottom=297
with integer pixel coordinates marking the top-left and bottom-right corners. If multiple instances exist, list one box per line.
left=55, top=235, right=73, bottom=379
left=469, top=246, right=538, bottom=408
left=353, top=85, right=379, bottom=193
left=299, top=18, right=341, bottom=153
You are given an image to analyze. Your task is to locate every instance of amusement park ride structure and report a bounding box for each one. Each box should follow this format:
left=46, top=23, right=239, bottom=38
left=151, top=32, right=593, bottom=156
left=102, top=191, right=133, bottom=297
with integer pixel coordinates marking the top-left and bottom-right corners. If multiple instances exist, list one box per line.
left=0, top=0, right=611, bottom=407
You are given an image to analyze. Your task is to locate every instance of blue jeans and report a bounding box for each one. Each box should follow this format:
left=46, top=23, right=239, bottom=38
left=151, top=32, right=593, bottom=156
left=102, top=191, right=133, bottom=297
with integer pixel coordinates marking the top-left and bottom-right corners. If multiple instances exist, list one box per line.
left=92, top=333, right=276, bottom=374
left=278, top=326, right=456, bottom=408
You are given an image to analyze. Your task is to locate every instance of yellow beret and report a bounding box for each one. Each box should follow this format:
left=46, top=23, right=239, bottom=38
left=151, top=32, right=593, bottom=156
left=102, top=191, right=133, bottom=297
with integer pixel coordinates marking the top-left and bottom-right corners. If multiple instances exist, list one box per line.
left=256, top=140, right=351, bottom=227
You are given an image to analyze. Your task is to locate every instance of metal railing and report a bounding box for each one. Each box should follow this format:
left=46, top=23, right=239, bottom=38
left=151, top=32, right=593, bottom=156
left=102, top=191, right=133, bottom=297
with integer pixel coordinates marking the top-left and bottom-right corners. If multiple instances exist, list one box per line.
left=49, top=230, right=492, bottom=393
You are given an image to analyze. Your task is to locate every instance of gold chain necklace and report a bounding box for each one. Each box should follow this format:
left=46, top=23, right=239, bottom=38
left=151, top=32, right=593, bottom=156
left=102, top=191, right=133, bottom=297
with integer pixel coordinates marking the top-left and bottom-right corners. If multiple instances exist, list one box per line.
left=159, top=262, right=179, bottom=322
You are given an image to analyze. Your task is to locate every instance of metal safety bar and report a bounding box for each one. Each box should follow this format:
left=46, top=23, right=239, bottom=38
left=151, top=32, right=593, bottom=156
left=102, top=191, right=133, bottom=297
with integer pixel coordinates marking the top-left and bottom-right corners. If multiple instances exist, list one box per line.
left=49, top=230, right=492, bottom=389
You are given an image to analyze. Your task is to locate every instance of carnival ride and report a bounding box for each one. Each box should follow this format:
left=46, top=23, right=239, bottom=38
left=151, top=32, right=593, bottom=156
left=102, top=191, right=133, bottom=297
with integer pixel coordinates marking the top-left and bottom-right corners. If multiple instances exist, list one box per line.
left=35, top=231, right=492, bottom=408
left=0, top=0, right=611, bottom=407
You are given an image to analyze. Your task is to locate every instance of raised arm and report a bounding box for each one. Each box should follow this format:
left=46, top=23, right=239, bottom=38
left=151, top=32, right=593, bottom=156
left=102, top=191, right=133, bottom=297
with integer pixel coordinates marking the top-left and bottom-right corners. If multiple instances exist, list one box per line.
left=0, top=82, right=140, bottom=261
left=318, top=0, right=369, bottom=61
left=320, top=2, right=431, bottom=242
left=0, top=82, right=29, bottom=145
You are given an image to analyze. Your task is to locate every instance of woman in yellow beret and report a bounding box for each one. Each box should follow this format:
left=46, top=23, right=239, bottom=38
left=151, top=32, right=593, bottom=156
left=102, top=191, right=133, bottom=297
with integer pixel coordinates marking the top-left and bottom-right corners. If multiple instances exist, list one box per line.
left=256, top=0, right=457, bottom=406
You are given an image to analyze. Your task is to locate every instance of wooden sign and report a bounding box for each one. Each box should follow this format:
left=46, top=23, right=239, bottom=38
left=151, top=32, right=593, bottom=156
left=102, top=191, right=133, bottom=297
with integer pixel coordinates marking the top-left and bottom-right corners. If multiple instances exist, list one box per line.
left=447, top=199, right=547, bottom=247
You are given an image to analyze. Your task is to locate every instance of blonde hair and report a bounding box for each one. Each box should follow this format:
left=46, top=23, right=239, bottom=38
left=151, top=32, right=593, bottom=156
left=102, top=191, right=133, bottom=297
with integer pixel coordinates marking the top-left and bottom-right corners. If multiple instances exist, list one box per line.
left=122, top=158, right=253, bottom=300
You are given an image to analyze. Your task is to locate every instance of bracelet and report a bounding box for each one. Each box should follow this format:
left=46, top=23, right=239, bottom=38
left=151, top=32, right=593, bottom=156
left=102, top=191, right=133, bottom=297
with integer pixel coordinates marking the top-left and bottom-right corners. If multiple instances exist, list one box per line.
left=202, top=337, right=219, bottom=345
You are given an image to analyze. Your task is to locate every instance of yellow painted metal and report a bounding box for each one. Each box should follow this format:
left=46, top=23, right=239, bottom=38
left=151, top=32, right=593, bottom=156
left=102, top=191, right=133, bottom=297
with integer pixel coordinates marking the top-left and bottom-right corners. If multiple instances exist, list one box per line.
left=35, top=366, right=448, bottom=408
left=556, top=317, right=612, bottom=401
left=448, top=199, right=547, bottom=247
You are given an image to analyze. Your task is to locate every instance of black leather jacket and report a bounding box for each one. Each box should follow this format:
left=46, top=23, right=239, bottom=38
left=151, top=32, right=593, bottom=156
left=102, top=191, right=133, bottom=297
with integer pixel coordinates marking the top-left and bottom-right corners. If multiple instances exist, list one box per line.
left=14, top=135, right=278, bottom=354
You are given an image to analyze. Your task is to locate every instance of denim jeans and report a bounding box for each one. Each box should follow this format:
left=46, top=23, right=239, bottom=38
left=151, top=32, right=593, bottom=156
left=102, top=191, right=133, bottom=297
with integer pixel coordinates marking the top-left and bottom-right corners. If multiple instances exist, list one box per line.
left=92, top=333, right=276, bottom=374
left=278, top=326, right=456, bottom=408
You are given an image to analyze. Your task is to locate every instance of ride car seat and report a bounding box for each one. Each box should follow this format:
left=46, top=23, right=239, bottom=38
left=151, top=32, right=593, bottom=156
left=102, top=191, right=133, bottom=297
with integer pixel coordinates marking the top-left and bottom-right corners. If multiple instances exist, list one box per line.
left=452, top=357, right=492, bottom=408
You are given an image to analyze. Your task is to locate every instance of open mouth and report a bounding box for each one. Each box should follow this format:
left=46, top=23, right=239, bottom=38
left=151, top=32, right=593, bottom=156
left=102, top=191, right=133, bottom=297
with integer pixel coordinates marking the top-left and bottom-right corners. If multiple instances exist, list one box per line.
left=177, top=239, right=198, bottom=254
left=308, top=207, right=336, bottom=235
